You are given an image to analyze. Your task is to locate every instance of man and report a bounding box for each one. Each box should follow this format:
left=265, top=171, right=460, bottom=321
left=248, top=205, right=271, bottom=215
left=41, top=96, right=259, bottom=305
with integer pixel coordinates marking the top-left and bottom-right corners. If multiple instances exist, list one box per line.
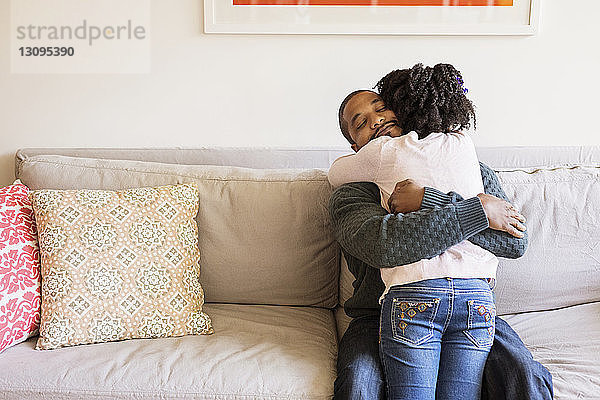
left=330, top=90, right=553, bottom=399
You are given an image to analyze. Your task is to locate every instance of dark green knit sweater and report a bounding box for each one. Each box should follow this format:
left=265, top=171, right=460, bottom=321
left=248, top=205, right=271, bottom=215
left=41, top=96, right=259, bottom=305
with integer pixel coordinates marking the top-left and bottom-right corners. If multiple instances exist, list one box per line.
left=328, top=162, right=528, bottom=319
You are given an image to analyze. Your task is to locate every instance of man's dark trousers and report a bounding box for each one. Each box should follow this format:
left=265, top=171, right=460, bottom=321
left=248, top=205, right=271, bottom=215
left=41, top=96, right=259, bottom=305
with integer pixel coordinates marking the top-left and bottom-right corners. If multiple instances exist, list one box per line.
left=334, top=314, right=553, bottom=400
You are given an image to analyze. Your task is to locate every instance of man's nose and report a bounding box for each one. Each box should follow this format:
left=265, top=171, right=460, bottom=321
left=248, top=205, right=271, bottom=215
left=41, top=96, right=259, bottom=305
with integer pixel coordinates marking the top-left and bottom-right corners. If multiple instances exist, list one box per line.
left=371, top=116, right=385, bottom=130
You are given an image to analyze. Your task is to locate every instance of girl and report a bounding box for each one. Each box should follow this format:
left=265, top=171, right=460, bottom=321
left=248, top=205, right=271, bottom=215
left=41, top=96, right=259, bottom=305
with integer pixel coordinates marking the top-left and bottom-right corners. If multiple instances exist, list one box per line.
left=328, top=63, right=502, bottom=400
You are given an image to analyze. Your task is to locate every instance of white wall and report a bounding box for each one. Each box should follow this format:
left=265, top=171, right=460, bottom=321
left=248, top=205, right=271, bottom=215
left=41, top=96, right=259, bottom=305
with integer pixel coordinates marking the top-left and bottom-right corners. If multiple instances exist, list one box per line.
left=1, top=1, right=599, bottom=186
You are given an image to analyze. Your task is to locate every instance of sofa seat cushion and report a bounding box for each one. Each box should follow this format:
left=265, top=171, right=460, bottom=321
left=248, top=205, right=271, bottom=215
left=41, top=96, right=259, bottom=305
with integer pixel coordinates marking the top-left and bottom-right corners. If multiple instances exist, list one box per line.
left=502, top=301, right=600, bottom=399
left=0, top=303, right=337, bottom=400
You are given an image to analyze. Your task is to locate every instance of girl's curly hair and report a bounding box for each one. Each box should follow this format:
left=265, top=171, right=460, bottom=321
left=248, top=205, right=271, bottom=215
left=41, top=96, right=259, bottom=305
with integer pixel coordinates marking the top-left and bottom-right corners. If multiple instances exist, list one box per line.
left=375, top=63, right=476, bottom=139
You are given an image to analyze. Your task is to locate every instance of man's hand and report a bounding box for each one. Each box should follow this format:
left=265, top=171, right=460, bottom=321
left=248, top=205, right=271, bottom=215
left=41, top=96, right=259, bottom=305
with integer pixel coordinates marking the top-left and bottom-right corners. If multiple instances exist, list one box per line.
left=388, top=179, right=425, bottom=214
left=477, top=193, right=527, bottom=238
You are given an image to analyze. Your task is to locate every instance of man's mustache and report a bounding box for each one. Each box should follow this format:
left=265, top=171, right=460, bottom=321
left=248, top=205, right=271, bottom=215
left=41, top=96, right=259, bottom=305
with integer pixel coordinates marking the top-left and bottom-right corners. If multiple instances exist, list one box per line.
left=375, top=120, right=399, bottom=137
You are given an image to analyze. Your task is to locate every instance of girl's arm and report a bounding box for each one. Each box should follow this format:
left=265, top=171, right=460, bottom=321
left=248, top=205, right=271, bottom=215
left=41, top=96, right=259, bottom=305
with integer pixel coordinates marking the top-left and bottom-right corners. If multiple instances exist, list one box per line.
left=327, top=140, right=382, bottom=188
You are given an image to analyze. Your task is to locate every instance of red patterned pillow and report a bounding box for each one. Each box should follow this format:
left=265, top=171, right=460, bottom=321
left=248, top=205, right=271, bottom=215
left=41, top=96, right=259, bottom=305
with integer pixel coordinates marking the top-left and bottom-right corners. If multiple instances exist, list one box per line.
left=0, top=181, right=41, bottom=353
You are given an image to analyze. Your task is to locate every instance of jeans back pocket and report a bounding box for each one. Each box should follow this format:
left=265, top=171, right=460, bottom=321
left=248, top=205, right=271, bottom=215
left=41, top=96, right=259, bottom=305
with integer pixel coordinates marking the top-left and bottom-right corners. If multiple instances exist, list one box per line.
left=390, top=297, right=440, bottom=346
left=463, top=299, right=496, bottom=348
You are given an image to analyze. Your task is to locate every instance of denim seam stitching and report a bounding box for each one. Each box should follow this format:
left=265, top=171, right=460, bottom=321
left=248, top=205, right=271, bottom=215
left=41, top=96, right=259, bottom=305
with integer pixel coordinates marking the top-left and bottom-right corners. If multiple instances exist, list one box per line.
left=443, top=289, right=453, bottom=334
left=379, top=303, right=392, bottom=400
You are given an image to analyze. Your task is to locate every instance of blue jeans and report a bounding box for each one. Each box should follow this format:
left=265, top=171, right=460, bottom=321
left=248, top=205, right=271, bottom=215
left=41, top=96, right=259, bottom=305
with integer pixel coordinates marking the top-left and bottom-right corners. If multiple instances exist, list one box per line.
left=379, top=278, right=494, bottom=400
left=334, top=305, right=553, bottom=400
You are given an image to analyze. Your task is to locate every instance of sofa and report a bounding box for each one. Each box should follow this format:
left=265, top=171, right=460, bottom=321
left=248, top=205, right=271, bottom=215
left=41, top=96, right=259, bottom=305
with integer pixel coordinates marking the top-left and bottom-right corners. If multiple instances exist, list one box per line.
left=0, top=145, right=599, bottom=399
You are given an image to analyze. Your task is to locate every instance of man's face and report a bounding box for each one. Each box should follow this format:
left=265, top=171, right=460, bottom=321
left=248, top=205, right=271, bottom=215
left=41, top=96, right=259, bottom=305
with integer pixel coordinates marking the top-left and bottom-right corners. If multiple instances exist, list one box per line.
left=343, top=91, right=403, bottom=152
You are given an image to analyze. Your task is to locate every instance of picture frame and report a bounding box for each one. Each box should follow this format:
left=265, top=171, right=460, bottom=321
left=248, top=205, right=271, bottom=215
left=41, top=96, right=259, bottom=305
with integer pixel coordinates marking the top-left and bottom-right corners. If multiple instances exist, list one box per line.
left=204, top=0, right=540, bottom=35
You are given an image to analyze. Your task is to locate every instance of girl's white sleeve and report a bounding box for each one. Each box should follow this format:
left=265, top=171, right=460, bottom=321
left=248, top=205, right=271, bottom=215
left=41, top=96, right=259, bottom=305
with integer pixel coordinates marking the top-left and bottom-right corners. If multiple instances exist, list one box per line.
left=327, top=141, right=381, bottom=188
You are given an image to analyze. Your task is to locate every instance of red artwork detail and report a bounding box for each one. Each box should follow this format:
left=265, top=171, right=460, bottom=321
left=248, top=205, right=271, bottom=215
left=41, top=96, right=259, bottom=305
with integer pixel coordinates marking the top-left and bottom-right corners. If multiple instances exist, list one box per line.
left=0, top=183, right=41, bottom=353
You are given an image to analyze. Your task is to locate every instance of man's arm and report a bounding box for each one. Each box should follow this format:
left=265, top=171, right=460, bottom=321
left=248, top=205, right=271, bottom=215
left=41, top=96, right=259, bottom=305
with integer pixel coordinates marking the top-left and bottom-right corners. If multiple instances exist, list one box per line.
left=328, top=181, right=489, bottom=268
left=421, top=162, right=528, bottom=258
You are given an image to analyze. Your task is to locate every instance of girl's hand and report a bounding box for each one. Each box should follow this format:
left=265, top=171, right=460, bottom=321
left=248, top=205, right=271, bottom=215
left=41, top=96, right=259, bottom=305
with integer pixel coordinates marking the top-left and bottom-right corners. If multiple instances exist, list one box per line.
left=388, top=179, right=425, bottom=214
left=477, top=193, right=527, bottom=238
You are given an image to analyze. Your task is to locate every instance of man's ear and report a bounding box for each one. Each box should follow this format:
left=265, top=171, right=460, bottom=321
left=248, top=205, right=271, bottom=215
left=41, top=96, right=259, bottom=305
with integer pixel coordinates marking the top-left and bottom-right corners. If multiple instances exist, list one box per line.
left=351, top=143, right=359, bottom=153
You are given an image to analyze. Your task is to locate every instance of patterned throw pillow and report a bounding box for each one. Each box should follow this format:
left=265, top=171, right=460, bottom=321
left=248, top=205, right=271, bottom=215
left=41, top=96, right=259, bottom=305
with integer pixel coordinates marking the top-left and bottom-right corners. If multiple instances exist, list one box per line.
left=30, top=183, right=213, bottom=350
left=0, top=180, right=41, bottom=353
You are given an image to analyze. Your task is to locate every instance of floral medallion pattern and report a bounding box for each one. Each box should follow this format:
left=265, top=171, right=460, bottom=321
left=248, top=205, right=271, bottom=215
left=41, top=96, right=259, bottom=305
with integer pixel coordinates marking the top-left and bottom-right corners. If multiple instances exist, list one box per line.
left=42, top=268, right=72, bottom=302
left=79, top=219, right=117, bottom=253
left=177, top=221, right=198, bottom=250
left=186, top=311, right=213, bottom=335
left=31, top=183, right=213, bottom=350
left=139, top=310, right=175, bottom=338
left=136, top=262, right=171, bottom=298
left=76, top=190, right=114, bottom=208
left=130, top=217, right=166, bottom=251
left=89, top=314, right=126, bottom=343
left=85, top=264, right=124, bottom=298
left=123, top=187, right=159, bottom=207
left=39, top=225, right=66, bottom=255
left=170, top=184, right=198, bottom=209
left=182, top=264, right=204, bottom=301
left=40, top=314, right=74, bottom=348
left=31, top=190, right=62, bottom=214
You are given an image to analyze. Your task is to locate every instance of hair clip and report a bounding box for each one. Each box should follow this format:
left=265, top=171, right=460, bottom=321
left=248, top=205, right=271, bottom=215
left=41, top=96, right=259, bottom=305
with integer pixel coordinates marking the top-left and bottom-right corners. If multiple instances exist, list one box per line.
left=456, top=76, right=469, bottom=94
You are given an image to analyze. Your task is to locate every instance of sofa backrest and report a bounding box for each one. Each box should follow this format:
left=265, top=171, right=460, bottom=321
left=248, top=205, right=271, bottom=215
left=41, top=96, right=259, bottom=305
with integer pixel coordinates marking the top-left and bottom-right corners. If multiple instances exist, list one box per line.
left=16, top=154, right=339, bottom=308
left=15, top=146, right=600, bottom=316
left=493, top=165, right=600, bottom=314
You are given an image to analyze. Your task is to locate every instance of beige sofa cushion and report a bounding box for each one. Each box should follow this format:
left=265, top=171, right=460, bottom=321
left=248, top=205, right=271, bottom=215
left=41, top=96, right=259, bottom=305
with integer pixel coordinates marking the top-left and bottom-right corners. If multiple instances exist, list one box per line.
left=502, top=301, right=600, bottom=399
left=494, top=165, right=600, bottom=315
left=18, top=155, right=339, bottom=308
left=30, top=184, right=213, bottom=350
left=0, top=303, right=337, bottom=400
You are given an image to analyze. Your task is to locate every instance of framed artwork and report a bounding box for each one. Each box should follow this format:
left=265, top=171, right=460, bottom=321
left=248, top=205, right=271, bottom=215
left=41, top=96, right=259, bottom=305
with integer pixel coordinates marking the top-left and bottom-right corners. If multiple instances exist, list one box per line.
left=204, top=0, right=539, bottom=35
